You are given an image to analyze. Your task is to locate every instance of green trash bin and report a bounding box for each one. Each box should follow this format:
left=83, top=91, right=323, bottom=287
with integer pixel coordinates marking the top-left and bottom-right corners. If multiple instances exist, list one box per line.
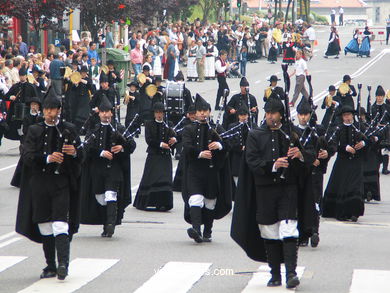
left=98, top=48, right=130, bottom=97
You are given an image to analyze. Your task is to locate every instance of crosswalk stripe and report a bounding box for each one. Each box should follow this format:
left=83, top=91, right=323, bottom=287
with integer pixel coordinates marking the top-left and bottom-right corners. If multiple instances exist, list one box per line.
left=350, top=269, right=390, bottom=293
left=241, top=265, right=305, bottom=292
left=0, top=237, right=22, bottom=249
left=0, top=256, right=27, bottom=273
left=0, top=231, right=16, bottom=242
left=134, top=261, right=212, bottom=293
left=18, top=258, right=119, bottom=293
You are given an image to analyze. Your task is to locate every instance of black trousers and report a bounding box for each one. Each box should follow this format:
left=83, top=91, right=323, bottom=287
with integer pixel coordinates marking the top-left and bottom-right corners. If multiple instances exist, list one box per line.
left=387, top=27, right=390, bottom=45
left=216, top=75, right=229, bottom=110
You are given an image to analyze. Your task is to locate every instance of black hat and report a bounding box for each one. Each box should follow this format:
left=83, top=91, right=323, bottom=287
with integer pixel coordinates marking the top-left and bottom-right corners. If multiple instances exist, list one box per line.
left=194, top=93, right=211, bottom=111
left=264, top=97, right=284, bottom=115
left=153, top=102, right=165, bottom=112
left=268, top=75, right=280, bottom=83
left=32, top=67, right=43, bottom=74
left=80, top=66, right=88, bottom=73
left=328, top=85, right=336, bottom=92
left=100, top=73, right=109, bottom=83
left=19, top=67, right=27, bottom=76
left=98, top=94, right=113, bottom=112
left=237, top=104, right=249, bottom=115
left=142, top=64, right=151, bottom=71
left=107, top=60, right=115, bottom=66
left=340, top=105, right=355, bottom=114
left=343, top=75, right=352, bottom=82
left=375, top=85, right=386, bottom=97
left=239, top=77, right=249, bottom=87
left=175, top=71, right=185, bottom=81
left=43, top=88, right=61, bottom=109
left=26, top=96, right=41, bottom=107
left=154, top=76, right=163, bottom=83
left=127, top=81, right=139, bottom=88
left=296, top=98, right=312, bottom=114
left=186, top=104, right=196, bottom=114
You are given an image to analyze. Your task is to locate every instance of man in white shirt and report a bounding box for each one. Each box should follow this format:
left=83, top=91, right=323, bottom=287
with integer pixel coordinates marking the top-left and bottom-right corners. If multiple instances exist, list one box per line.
left=289, top=50, right=309, bottom=107
left=338, top=7, right=344, bottom=26
left=330, top=9, right=336, bottom=25
left=303, top=24, right=316, bottom=54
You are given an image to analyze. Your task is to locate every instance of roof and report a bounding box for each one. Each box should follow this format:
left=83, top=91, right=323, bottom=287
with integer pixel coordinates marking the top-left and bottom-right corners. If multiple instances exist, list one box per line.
left=233, top=0, right=368, bottom=9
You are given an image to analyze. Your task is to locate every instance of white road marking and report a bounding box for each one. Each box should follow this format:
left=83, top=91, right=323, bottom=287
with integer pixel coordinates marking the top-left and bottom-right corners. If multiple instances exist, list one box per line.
left=0, top=231, right=16, bottom=242
left=0, top=164, right=17, bottom=172
left=0, top=256, right=27, bottom=273
left=0, top=237, right=22, bottom=249
left=350, top=269, right=390, bottom=293
left=242, top=265, right=305, bottom=292
left=134, top=261, right=212, bottom=293
left=18, top=258, right=119, bottom=293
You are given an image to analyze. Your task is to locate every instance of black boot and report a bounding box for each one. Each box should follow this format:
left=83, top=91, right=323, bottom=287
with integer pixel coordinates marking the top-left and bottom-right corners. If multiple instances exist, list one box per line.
left=202, top=208, right=214, bottom=243
left=382, top=155, right=390, bottom=174
left=101, top=225, right=108, bottom=238
left=105, top=201, right=117, bottom=238
left=187, top=206, right=203, bottom=243
left=264, top=240, right=282, bottom=287
left=40, top=235, right=57, bottom=279
left=283, top=237, right=300, bottom=289
left=55, top=234, right=70, bottom=280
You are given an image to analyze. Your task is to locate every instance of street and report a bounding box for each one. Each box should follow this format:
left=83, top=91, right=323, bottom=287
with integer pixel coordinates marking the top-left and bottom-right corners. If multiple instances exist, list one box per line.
left=1, top=25, right=390, bottom=293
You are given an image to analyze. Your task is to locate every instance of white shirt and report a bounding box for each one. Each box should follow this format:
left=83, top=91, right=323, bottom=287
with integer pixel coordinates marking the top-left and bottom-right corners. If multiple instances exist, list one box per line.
left=215, top=59, right=227, bottom=73
left=295, top=58, right=307, bottom=76
left=304, top=27, right=316, bottom=41
left=339, top=8, right=344, bottom=14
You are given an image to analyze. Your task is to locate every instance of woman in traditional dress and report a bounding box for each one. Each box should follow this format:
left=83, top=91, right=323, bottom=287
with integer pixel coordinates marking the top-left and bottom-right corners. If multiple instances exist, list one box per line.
left=282, top=36, right=296, bottom=64
left=187, top=40, right=198, bottom=81
left=358, top=27, right=371, bottom=57
left=268, top=37, right=278, bottom=64
left=324, top=26, right=341, bottom=59
left=205, top=39, right=218, bottom=80
left=344, top=29, right=360, bottom=55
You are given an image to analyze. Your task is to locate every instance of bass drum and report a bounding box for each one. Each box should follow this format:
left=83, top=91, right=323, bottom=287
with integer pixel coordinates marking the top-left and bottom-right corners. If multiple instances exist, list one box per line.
left=166, top=82, right=184, bottom=114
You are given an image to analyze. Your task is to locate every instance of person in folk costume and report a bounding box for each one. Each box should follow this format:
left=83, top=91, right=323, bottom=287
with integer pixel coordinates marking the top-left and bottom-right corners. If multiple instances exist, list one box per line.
left=89, top=73, right=120, bottom=132
left=138, top=64, right=155, bottom=124
left=267, top=37, right=278, bottom=64
left=321, top=85, right=339, bottom=129
left=133, top=102, right=177, bottom=211
left=333, top=75, right=357, bottom=125
left=359, top=107, right=381, bottom=202
left=182, top=94, right=232, bottom=243
left=31, top=67, right=47, bottom=99
left=324, top=26, right=341, bottom=59
left=224, top=77, right=258, bottom=129
left=149, top=40, right=163, bottom=79
left=66, top=66, right=94, bottom=132
left=0, top=97, right=8, bottom=145
left=124, top=81, right=141, bottom=129
left=143, top=54, right=154, bottom=77
left=11, top=96, right=44, bottom=188
left=227, top=104, right=256, bottom=192
left=294, top=98, right=336, bottom=248
left=106, top=59, right=122, bottom=118
left=80, top=95, right=136, bottom=237
left=322, top=105, right=368, bottom=222
left=89, top=57, right=100, bottom=92
left=15, top=90, right=83, bottom=280
left=358, top=27, right=372, bottom=58
left=365, top=86, right=390, bottom=199
left=215, top=50, right=230, bottom=110
left=204, top=38, right=218, bottom=80
left=173, top=105, right=197, bottom=192
left=231, top=97, right=316, bottom=289
left=4, top=66, right=39, bottom=141
left=282, top=36, right=296, bottom=65
left=344, top=29, right=360, bottom=56
left=263, top=75, right=286, bottom=102
left=187, top=40, right=199, bottom=81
